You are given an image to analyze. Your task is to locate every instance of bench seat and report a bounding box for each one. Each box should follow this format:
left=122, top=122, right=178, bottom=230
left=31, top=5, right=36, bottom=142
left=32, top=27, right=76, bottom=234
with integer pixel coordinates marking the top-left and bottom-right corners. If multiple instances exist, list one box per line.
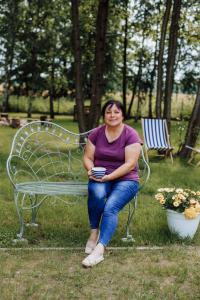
left=16, top=181, right=88, bottom=195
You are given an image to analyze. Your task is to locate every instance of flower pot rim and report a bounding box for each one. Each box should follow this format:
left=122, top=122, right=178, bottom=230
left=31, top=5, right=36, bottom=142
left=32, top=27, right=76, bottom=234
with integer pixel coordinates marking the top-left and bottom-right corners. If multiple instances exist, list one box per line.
left=166, top=209, right=200, bottom=219
left=166, top=209, right=184, bottom=214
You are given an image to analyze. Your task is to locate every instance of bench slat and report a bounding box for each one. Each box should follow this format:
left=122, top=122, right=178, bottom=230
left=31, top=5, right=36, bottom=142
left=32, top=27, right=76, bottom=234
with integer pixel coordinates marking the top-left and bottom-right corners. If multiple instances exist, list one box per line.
left=16, top=181, right=88, bottom=195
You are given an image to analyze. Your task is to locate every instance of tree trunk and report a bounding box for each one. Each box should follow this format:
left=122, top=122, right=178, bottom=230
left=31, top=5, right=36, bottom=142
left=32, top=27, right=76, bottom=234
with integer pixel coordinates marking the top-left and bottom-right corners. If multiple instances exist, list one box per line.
left=148, top=73, right=153, bottom=119
left=122, top=0, right=128, bottom=118
left=135, top=90, right=143, bottom=122
left=148, top=21, right=159, bottom=118
left=156, top=0, right=172, bottom=118
left=88, top=0, right=109, bottom=129
left=127, top=48, right=143, bottom=119
left=49, top=94, right=54, bottom=120
left=27, top=93, right=33, bottom=118
left=178, top=82, right=200, bottom=158
left=2, top=86, right=10, bottom=113
left=127, top=11, right=146, bottom=119
left=49, top=57, right=55, bottom=119
left=163, top=0, right=182, bottom=130
left=71, top=0, right=86, bottom=132
left=2, top=1, right=19, bottom=112
left=126, top=76, right=138, bottom=119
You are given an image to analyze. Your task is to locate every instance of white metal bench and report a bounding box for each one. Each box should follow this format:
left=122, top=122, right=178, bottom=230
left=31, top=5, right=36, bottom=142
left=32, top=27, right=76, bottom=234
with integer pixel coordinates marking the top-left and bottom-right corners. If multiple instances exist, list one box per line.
left=7, top=121, right=150, bottom=243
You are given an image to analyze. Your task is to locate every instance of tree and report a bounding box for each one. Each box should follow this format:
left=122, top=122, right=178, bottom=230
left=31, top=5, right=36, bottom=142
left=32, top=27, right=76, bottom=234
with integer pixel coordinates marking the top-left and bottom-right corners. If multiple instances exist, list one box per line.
left=163, top=0, right=182, bottom=128
left=148, top=4, right=161, bottom=119
left=0, top=0, right=21, bottom=112
left=88, top=0, right=109, bottom=129
left=155, top=0, right=172, bottom=118
left=122, top=0, right=129, bottom=118
left=19, top=1, right=48, bottom=117
left=44, top=0, right=71, bottom=118
left=126, top=0, right=156, bottom=119
left=178, top=81, right=200, bottom=158
left=71, top=0, right=86, bottom=132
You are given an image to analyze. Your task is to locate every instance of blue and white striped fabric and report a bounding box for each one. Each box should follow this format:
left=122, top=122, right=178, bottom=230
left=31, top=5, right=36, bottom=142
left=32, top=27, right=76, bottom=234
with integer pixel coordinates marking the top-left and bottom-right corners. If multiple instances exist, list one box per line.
left=142, top=118, right=170, bottom=150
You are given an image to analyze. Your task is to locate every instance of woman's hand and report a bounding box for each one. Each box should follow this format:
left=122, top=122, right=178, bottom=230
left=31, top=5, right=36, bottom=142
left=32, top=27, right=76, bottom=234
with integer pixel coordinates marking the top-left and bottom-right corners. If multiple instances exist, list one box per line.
left=87, top=169, right=92, bottom=177
left=88, top=174, right=110, bottom=182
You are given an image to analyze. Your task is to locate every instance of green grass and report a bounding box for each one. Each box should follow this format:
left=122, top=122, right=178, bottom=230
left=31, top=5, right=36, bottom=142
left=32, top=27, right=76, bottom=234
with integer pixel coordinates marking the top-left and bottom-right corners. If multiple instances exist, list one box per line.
left=1, top=116, right=200, bottom=299
left=0, top=247, right=200, bottom=299
left=0, top=116, right=200, bottom=247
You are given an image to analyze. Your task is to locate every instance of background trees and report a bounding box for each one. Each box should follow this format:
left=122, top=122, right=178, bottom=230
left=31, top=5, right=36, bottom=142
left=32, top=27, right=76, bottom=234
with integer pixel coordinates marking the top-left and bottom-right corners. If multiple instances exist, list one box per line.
left=0, top=0, right=22, bottom=112
left=0, top=0, right=199, bottom=151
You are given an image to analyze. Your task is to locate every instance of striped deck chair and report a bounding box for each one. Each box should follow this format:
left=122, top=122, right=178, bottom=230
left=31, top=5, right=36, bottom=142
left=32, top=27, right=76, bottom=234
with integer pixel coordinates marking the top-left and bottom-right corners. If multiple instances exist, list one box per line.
left=141, top=118, right=173, bottom=163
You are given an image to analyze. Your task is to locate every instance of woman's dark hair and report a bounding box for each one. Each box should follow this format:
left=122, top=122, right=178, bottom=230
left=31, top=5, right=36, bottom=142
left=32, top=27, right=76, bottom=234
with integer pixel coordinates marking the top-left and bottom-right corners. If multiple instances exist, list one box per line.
left=101, top=100, right=125, bottom=118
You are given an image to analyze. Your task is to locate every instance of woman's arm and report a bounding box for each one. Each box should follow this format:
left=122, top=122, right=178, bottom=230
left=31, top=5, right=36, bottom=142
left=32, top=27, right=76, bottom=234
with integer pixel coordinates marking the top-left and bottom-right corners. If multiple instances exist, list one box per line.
left=101, top=143, right=141, bottom=182
left=83, top=139, right=95, bottom=176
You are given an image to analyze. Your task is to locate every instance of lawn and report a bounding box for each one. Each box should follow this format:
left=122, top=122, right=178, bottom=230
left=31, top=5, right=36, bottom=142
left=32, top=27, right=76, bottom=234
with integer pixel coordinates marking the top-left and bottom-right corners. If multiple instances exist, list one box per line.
left=0, top=116, right=200, bottom=299
left=0, top=116, right=200, bottom=247
left=1, top=247, right=200, bottom=299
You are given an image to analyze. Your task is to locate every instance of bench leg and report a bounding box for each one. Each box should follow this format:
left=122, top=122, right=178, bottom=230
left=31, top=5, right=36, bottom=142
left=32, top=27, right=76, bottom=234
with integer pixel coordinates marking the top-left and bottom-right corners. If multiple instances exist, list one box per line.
left=121, top=197, right=137, bottom=243
left=27, top=195, right=39, bottom=227
left=26, top=194, right=48, bottom=227
left=13, top=191, right=26, bottom=241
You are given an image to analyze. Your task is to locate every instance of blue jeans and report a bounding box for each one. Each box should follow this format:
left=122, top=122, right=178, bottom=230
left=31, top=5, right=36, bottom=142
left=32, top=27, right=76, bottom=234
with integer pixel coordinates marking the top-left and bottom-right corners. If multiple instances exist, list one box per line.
left=87, top=180, right=139, bottom=246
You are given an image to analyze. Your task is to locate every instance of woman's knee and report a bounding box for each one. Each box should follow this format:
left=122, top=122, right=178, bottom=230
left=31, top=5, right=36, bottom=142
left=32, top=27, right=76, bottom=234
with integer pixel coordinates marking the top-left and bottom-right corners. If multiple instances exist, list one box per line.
left=103, top=199, right=119, bottom=216
left=88, top=182, right=108, bottom=201
left=104, top=190, right=133, bottom=214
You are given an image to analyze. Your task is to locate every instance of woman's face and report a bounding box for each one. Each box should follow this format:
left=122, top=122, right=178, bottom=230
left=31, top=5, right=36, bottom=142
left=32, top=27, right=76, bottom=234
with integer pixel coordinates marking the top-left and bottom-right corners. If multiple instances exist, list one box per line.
left=104, top=104, right=124, bottom=127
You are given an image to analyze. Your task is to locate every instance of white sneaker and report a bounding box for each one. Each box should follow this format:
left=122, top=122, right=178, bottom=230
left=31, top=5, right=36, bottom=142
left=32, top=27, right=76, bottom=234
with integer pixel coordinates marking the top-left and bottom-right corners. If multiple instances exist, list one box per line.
left=84, top=233, right=100, bottom=254
left=85, top=240, right=97, bottom=254
left=82, top=253, right=104, bottom=267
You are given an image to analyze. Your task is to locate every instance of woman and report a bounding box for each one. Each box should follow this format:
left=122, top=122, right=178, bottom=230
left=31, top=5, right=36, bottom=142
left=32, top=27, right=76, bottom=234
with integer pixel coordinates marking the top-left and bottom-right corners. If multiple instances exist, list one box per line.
left=82, top=100, right=142, bottom=267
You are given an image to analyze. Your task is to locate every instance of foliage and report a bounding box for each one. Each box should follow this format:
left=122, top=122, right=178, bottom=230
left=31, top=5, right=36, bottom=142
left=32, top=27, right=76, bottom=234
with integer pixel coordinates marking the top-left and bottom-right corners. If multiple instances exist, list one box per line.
left=0, top=0, right=199, bottom=98
left=180, top=71, right=199, bottom=94
left=155, top=188, right=200, bottom=219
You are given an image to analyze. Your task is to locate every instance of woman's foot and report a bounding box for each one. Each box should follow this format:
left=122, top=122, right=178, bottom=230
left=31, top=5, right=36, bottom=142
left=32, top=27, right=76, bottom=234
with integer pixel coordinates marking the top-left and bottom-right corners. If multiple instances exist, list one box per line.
left=85, top=229, right=99, bottom=254
left=82, top=243, right=105, bottom=267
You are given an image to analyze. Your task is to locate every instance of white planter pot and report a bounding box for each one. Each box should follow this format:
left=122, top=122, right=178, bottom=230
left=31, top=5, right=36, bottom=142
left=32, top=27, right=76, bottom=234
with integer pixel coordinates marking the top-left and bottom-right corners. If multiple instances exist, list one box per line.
left=166, top=209, right=200, bottom=239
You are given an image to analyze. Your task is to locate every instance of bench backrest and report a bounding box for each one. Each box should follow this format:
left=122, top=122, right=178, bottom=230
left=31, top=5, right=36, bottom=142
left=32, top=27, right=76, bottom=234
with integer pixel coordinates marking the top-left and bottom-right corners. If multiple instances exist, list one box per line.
left=7, top=121, right=92, bottom=187
left=138, top=147, right=150, bottom=189
left=7, top=121, right=150, bottom=190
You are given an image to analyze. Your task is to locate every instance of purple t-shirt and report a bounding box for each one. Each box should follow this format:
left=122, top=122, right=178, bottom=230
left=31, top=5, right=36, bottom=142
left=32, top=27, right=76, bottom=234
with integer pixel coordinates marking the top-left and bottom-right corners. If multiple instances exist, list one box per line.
left=88, top=124, right=142, bottom=181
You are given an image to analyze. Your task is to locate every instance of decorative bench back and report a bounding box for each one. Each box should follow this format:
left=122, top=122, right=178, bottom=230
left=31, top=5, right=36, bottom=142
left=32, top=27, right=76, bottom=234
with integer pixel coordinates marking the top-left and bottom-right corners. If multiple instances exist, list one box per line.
left=7, top=121, right=92, bottom=188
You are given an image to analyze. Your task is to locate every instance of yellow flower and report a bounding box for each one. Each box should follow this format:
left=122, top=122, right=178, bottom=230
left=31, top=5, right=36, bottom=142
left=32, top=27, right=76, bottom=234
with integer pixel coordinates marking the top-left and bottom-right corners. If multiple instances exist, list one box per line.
left=160, top=199, right=166, bottom=205
left=176, top=188, right=184, bottom=193
left=155, top=188, right=200, bottom=219
left=189, top=198, right=197, bottom=205
left=173, top=194, right=184, bottom=202
left=184, top=207, right=197, bottom=219
left=177, top=193, right=186, bottom=201
left=157, top=188, right=165, bottom=192
left=195, top=203, right=200, bottom=213
left=166, top=188, right=175, bottom=192
left=155, top=193, right=164, bottom=201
